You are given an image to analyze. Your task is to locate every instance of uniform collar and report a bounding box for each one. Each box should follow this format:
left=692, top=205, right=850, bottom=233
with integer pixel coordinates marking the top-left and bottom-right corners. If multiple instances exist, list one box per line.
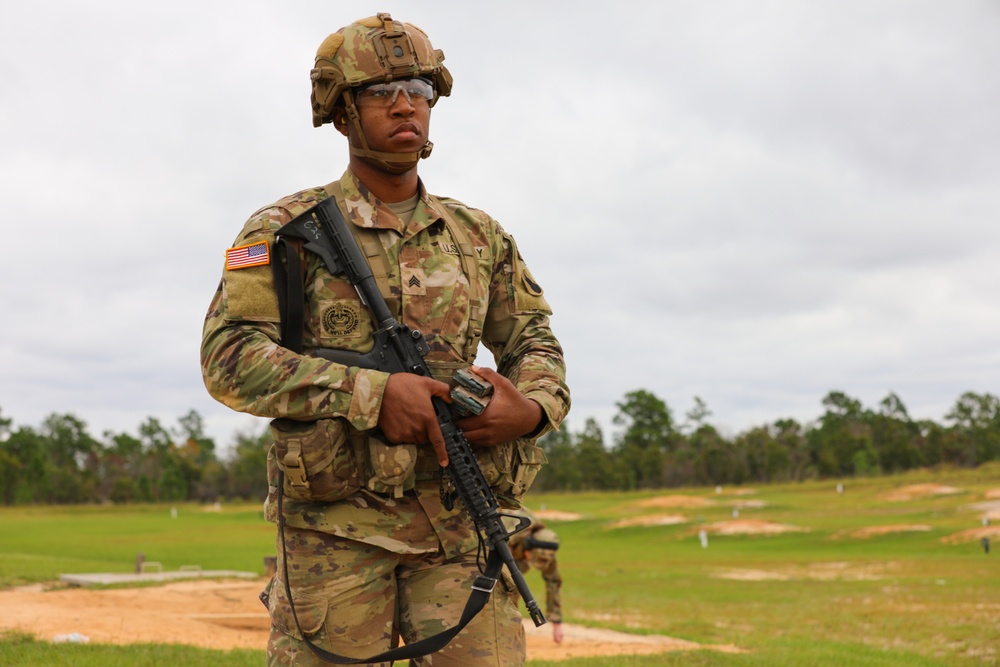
left=338, top=169, right=445, bottom=239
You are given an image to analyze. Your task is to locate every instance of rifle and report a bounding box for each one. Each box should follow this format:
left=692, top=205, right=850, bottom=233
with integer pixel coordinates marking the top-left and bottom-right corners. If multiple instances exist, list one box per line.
left=276, top=197, right=547, bottom=630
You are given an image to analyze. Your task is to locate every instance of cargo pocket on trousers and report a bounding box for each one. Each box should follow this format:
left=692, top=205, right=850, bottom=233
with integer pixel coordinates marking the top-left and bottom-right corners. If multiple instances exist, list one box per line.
left=267, top=577, right=327, bottom=641
left=272, top=418, right=361, bottom=503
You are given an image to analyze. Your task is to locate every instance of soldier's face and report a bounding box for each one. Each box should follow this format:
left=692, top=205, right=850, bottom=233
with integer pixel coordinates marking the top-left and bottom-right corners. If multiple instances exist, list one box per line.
left=339, top=82, right=431, bottom=156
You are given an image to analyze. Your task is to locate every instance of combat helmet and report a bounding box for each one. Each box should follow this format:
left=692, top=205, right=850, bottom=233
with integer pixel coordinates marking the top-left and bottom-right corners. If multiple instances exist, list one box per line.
left=311, top=13, right=453, bottom=173
left=526, top=527, right=560, bottom=570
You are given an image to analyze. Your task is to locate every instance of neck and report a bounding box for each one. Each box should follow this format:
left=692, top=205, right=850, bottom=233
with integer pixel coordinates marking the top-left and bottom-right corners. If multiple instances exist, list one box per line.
left=349, top=155, right=419, bottom=203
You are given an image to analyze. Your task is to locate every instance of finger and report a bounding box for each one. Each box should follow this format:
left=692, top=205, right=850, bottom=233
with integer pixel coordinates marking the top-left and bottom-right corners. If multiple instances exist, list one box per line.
left=431, top=380, right=453, bottom=402
left=456, top=411, right=486, bottom=428
left=471, top=366, right=515, bottom=395
left=455, top=417, right=485, bottom=443
left=471, top=365, right=499, bottom=381
left=428, top=421, right=449, bottom=467
left=457, top=425, right=482, bottom=446
left=459, top=425, right=501, bottom=448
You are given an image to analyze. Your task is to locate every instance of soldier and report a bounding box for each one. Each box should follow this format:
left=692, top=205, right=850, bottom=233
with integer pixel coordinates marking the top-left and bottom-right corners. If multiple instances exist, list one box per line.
left=508, top=513, right=564, bottom=644
left=200, top=12, right=570, bottom=667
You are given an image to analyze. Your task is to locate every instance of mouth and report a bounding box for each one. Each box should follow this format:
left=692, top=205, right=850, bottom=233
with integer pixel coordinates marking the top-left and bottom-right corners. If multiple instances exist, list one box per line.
left=391, top=123, right=421, bottom=139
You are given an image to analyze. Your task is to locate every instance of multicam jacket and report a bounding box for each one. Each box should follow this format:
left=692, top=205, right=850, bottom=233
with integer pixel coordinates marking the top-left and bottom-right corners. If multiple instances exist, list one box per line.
left=201, top=168, right=570, bottom=558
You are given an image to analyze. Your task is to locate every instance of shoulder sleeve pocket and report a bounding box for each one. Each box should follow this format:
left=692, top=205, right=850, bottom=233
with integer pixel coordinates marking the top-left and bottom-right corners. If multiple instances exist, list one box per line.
left=221, top=223, right=282, bottom=323
left=223, top=260, right=281, bottom=322
left=505, top=234, right=552, bottom=315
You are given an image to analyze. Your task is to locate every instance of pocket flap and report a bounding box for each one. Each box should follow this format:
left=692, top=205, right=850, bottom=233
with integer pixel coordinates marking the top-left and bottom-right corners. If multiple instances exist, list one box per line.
left=517, top=441, right=548, bottom=465
left=268, top=577, right=327, bottom=639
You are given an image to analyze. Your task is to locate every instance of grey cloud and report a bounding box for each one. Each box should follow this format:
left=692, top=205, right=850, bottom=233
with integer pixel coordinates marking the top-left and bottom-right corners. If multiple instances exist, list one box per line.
left=1, top=0, right=997, bottom=450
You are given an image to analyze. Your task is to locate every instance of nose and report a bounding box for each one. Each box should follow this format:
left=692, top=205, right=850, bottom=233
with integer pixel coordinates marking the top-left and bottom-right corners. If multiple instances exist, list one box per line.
left=388, top=89, right=416, bottom=115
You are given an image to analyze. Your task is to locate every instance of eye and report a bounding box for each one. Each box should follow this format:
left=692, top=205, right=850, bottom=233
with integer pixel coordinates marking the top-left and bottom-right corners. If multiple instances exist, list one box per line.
left=404, top=80, right=433, bottom=100
left=358, top=84, right=389, bottom=100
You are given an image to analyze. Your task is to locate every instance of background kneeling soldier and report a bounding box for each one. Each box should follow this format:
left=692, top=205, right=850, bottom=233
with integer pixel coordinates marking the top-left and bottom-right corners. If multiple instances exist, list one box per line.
left=508, top=512, right=565, bottom=644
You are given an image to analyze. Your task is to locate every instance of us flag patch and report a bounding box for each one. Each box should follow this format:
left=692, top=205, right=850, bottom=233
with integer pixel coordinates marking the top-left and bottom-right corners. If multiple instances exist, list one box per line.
left=226, top=241, right=270, bottom=270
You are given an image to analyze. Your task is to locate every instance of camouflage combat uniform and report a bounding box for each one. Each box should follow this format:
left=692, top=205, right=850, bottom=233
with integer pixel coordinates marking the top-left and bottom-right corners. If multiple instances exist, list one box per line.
left=507, top=516, right=563, bottom=624
left=201, top=168, right=570, bottom=665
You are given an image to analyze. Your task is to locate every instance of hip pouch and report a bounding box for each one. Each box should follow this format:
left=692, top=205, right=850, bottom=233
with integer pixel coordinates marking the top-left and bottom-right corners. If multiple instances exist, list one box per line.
left=271, top=418, right=362, bottom=503
left=362, top=435, right=417, bottom=498
left=475, top=439, right=548, bottom=507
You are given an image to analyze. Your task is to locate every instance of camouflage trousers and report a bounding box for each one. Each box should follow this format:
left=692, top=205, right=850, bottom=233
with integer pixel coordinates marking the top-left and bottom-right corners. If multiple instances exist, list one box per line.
left=264, top=525, right=526, bottom=666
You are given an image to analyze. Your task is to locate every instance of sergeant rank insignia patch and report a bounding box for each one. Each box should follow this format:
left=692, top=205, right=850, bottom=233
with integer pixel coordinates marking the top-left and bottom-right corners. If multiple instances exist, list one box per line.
left=226, top=241, right=270, bottom=270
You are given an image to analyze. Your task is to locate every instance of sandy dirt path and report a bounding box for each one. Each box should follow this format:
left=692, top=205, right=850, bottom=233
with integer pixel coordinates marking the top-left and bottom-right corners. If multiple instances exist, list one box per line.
left=0, top=578, right=741, bottom=661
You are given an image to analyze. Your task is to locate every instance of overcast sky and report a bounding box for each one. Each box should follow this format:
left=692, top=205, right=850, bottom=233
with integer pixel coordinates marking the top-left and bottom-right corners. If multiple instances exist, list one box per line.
left=2, top=1, right=998, bottom=451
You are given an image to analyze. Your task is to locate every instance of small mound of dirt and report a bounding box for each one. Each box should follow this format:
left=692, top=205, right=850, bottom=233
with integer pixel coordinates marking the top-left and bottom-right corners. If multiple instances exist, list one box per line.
left=716, top=488, right=758, bottom=496
left=694, top=520, right=806, bottom=536
left=834, top=524, right=933, bottom=539
left=522, top=620, right=745, bottom=659
left=731, top=499, right=768, bottom=509
left=879, top=484, right=962, bottom=502
left=714, top=568, right=791, bottom=581
left=714, top=561, right=893, bottom=582
left=940, top=526, right=1000, bottom=545
left=533, top=509, right=585, bottom=521
left=966, top=500, right=1000, bottom=517
left=632, top=495, right=716, bottom=509
left=983, top=489, right=1000, bottom=500
left=608, top=514, right=688, bottom=529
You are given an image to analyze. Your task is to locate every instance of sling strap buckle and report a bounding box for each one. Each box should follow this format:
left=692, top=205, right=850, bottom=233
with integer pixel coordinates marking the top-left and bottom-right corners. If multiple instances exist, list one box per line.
left=471, top=575, right=498, bottom=593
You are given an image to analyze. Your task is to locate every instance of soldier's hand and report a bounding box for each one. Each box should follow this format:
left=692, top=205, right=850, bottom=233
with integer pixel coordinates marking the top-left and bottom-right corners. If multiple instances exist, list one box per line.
left=378, top=373, right=453, bottom=466
left=456, top=366, right=543, bottom=447
left=552, top=622, right=564, bottom=644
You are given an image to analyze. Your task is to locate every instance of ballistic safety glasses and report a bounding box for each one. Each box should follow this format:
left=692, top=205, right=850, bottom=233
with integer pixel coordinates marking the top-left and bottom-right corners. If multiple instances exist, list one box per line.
left=355, top=78, right=435, bottom=108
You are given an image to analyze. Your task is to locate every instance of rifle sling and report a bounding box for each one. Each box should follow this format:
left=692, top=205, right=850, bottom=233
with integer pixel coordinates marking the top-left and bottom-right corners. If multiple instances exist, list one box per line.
left=272, top=237, right=304, bottom=355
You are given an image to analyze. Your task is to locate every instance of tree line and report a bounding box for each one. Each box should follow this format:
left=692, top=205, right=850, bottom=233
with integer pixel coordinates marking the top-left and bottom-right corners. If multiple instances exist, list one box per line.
left=534, top=389, right=1000, bottom=491
left=0, top=409, right=270, bottom=505
left=1, top=389, right=998, bottom=504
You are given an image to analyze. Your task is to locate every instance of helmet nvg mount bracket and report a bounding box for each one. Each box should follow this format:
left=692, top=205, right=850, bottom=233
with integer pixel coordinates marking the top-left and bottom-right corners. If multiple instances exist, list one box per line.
left=310, top=13, right=453, bottom=174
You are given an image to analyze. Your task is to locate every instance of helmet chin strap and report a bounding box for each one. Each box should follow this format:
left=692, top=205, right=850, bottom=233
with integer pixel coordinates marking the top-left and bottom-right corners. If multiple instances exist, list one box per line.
left=349, top=142, right=433, bottom=175
left=344, top=94, right=433, bottom=175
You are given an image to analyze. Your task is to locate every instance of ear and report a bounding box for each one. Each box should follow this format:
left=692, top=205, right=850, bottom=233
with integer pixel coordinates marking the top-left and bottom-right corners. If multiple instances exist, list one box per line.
left=332, top=109, right=350, bottom=137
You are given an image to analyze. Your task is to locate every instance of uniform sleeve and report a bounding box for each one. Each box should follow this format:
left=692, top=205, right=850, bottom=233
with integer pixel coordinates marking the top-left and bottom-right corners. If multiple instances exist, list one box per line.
left=541, top=558, right=563, bottom=623
left=200, top=208, right=389, bottom=429
left=481, top=223, right=571, bottom=436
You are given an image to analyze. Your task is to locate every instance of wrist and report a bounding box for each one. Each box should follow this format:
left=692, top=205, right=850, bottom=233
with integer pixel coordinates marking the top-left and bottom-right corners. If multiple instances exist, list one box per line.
left=521, top=399, right=546, bottom=438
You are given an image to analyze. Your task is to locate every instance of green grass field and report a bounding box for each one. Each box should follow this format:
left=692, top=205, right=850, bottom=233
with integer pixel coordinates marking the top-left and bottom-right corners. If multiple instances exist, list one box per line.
left=0, top=502, right=274, bottom=588
left=2, top=464, right=999, bottom=666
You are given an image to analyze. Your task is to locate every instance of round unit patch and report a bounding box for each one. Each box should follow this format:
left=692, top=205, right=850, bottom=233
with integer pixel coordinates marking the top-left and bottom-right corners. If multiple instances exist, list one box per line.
left=322, top=302, right=361, bottom=336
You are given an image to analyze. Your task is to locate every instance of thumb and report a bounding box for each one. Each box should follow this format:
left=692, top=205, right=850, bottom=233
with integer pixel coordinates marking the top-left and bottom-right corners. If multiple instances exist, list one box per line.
left=470, top=365, right=501, bottom=382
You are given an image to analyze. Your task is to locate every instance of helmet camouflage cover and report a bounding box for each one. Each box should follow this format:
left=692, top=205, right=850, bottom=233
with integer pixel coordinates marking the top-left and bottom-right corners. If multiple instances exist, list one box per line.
left=311, top=13, right=453, bottom=128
